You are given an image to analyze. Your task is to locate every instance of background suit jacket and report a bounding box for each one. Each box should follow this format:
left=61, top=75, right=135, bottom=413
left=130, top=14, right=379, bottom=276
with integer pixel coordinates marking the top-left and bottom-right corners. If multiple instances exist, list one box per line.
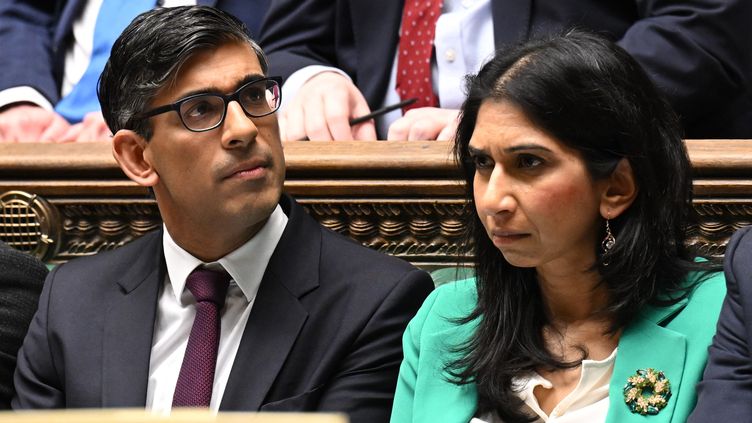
left=0, top=242, right=47, bottom=409
left=260, top=0, right=752, bottom=139
left=690, top=226, right=752, bottom=421
left=0, top=0, right=271, bottom=108
left=391, top=274, right=725, bottom=422
left=12, top=195, right=435, bottom=423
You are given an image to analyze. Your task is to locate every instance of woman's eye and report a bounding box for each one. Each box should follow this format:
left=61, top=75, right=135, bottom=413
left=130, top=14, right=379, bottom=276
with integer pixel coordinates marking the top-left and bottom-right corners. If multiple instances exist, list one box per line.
left=517, top=154, right=543, bottom=169
left=471, top=154, right=493, bottom=169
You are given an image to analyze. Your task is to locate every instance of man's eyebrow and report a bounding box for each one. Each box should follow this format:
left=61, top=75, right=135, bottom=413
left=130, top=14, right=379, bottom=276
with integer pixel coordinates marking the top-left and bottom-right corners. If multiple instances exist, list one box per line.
left=174, top=73, right=267, bottom=99
left=235, top=73, right=267, bottom=88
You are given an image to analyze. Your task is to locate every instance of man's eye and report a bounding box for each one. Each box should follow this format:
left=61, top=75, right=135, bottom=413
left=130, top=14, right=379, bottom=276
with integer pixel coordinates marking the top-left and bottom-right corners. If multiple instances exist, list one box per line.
left=184, top=99, right=220, bottom=118
left=241, top=87, right=265, bottom=103
left=187, top=101, right=212, bottom=117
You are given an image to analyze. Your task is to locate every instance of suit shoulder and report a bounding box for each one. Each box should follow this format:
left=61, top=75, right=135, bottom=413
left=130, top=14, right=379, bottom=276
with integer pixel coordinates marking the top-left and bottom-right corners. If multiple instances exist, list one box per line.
left=684, top=270, right=726, bottom=312
left=319, top=226, right=421, bottom=276
left=728, top=225, right=752, bottom=254
left=314, top=227, right=435, bottom=306
left=430, top=277, right=477, bottom=315
left=660, top=271, right=726, bottom=343
left=725, top=226, right=752, bottom=274
left=411, top=278, right=477, bottom=331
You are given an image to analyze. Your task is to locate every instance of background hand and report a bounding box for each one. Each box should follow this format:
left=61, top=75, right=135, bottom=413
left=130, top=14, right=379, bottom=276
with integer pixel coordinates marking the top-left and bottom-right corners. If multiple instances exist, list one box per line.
left=387, top=107, right=459, bottom=141
left=280, top=72, right=377, bottom=141
left=0, top=104, right=72, bottom=142
left=59, top=111, right=111, bottom=143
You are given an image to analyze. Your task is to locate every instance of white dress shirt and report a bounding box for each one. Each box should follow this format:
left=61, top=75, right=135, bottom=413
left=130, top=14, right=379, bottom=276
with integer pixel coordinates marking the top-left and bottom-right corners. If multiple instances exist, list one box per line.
left=472, top=348, right=616, bottom=422
left=0, top=0, right=195, bottom=110
left=279, top=0, right=495, bottom=137
left=146, top=205, right=288, bottom=413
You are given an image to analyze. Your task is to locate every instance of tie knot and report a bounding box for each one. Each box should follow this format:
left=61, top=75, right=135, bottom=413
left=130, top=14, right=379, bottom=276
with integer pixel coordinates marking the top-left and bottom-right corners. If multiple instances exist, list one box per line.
left=185, top=268, right=230, bottom=307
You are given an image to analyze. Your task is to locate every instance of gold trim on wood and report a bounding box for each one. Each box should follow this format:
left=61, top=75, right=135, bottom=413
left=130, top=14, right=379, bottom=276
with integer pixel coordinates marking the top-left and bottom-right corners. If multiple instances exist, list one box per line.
left=0, top=190, right=59, bottom=261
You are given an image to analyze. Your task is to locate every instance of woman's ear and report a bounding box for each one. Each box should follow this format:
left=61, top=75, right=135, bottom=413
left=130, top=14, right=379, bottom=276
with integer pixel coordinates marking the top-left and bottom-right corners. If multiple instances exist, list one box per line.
left=112, top=129, right=159, bottom=187
left=600, top=158, right=637, bottom=219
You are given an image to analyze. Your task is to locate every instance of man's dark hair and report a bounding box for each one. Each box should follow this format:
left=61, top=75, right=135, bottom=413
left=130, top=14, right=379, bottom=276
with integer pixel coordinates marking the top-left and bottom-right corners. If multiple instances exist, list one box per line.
left=97, top=6, right=268, bottom=139
left=449, top=30, right=719, bottom=422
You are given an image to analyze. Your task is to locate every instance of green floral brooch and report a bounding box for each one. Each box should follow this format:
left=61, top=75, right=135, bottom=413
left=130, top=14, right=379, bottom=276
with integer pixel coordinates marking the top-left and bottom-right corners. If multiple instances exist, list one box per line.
left=623, top=368, right=671, bottom=415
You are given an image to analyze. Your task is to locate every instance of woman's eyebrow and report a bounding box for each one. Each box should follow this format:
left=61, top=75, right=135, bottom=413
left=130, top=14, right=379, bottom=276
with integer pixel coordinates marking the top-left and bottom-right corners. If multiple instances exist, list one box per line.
left=504, top=144, right=552, bottom=153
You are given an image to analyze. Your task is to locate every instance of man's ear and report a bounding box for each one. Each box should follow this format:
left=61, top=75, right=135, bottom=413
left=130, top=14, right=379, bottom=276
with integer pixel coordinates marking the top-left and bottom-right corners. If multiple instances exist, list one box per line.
left=112, top=129, right=158, bottom=187
left=600, top=158, right=637, bottom=219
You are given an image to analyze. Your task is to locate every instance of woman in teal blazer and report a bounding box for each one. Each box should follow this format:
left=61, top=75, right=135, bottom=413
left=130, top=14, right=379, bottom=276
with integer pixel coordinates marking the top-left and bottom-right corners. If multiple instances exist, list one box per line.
left=393, top=275, right=725, bottom=422
left=391, top=32, right=724, bottom=423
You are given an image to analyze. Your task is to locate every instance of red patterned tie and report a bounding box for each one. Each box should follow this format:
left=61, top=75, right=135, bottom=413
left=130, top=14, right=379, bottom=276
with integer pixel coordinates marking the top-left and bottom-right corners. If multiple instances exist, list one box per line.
left=172, top=268, right=230, bottom=408
left=396, top=0, right=442, bottom=113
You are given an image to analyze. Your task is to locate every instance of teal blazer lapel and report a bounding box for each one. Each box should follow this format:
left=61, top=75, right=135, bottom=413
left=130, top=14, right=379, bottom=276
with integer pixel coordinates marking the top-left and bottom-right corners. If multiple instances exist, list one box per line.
left=606, top=301, right=688, bottom=423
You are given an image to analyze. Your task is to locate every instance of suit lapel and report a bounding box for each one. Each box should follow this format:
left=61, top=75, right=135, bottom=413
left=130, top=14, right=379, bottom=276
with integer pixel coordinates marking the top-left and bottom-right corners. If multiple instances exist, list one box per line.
left=606, top=301, right=688, bottom=423
left=352, top=0, right=404, bottom=107
left=429, top=319, right=480, bottom=422
left=101, top=231, right=164, bottom=407
left=491, top=0, right=532, bottom=48
left=55, top=0, right=88, bottom=49
left=220, top=196, right=320, bottom=410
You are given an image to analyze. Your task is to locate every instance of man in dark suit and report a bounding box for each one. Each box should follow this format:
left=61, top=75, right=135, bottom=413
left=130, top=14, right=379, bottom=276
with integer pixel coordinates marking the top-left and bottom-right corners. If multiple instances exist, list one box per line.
left=689, top=226, right=752, bottom=420
left=12, top=7, right=434, bottom=421
left=0, top=0, right=270, bottom=142
left=260, top=0, right=752, bottom=141
left=0, top=242, right=47, bottom=409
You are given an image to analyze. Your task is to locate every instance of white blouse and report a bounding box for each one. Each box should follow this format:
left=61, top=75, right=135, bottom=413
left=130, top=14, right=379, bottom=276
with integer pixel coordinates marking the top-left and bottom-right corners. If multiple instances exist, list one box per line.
left=471, top=348, right=617, bottom=422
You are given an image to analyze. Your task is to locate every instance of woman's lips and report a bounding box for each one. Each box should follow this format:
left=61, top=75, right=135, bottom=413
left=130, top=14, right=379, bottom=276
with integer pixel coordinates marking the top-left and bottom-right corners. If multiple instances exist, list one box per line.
left=490, top=231, right=529, bottom=245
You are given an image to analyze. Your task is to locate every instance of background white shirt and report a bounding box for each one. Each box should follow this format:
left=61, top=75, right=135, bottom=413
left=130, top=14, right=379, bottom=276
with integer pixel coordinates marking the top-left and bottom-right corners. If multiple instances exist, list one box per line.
left=279, top=0, right=495, bottom=136
left=0, top=0, right=196, bottom=110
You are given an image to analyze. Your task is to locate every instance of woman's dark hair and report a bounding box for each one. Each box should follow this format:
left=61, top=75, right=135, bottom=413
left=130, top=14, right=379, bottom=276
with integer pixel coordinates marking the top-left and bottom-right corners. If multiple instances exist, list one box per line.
left=449, top=30, right=718, bottom=422
left=98, top=6, right=268, bottom=140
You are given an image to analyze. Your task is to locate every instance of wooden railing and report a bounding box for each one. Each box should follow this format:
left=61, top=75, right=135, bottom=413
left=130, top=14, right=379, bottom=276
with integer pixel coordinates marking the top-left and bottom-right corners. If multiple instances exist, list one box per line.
left=0, top=140, right=750, bottom=269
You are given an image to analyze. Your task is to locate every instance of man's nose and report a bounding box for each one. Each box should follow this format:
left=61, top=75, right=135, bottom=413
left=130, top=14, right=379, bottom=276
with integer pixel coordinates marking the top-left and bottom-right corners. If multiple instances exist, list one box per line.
left=221, top=100, right=258, bottom=148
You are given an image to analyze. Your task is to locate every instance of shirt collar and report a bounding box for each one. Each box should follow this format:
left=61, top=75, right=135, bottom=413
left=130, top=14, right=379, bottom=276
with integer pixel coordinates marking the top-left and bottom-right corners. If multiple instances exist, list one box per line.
left=162, top=205, right=289, bottom=302
left=513, top=348, right=617, bottom=419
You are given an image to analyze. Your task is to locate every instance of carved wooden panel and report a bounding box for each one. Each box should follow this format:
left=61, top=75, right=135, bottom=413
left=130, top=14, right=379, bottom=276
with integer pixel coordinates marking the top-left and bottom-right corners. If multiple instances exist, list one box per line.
left=1, top=141, right=751, bottom=269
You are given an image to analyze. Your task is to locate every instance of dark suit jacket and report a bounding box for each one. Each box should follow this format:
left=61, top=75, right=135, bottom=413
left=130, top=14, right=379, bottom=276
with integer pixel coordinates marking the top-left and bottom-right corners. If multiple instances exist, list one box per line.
left=0, top=0, right=271, bottom=108
left=260, top=0, right=752, bottom=139
left=12, top=195, right=434, bottom=423
left=689, top=226, right=752, bottom=421
left=0, top=242, right=47, bottom=409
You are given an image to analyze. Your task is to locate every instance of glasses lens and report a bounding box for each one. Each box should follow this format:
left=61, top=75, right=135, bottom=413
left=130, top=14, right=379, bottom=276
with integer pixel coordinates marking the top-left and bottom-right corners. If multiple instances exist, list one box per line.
left=239, top=79, right=280, bottom=117
left=179, top=95, right=225, bottom=131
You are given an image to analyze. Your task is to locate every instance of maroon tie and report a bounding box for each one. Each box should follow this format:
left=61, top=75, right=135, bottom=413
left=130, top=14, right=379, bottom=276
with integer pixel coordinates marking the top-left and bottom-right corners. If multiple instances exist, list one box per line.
left=396, top=0, right=442, bottom=113
left=172, top=268, right=230, bottom=408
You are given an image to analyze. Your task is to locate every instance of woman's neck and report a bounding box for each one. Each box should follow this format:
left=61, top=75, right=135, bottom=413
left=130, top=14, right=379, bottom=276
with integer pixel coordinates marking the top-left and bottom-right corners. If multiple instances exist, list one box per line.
left=536, top=263, right=618, bottom=361
left=536, top=264, right=609, bottom=324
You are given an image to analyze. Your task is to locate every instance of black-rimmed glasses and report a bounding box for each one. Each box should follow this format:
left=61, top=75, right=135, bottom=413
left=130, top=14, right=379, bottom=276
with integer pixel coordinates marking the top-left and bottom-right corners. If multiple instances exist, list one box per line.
left=135, top=76, right=282, bottom=132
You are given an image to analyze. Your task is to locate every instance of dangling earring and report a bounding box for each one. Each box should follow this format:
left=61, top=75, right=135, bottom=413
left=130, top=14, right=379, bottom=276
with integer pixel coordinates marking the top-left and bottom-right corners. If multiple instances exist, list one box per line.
left=601, top=217, right=616, bottom=265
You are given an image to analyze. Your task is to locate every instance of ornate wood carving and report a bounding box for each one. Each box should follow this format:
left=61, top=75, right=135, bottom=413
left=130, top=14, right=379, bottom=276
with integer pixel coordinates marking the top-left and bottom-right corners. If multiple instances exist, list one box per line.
left=299, top=200, right=470, bottom=266
left=1, top=141, right=751, bottom=268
